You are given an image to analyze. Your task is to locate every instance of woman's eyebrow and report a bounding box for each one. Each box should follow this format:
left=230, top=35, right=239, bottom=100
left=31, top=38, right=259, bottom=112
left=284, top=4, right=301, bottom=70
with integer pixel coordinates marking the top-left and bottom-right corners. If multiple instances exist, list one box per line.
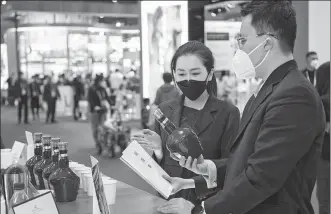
left=189, top=68, right=201, bottom=71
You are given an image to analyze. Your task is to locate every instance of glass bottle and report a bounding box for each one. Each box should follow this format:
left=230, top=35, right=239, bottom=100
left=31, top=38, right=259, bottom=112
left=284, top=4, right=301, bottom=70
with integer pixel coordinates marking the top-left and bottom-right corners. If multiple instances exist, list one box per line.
left=25, top=133, right=43, bottom=187
left=42, top=138, right=60, bottom=190
left=49, top=142, right=80, bottom=202
left=33, top=135, right=52, bottom=190
left=9, top=183, right=29, bottom=208
left=153, top=108, right=203, bottom=160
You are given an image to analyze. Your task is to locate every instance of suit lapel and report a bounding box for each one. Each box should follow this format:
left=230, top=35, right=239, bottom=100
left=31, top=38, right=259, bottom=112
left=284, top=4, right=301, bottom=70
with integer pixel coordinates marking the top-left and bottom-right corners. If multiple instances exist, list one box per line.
left=194, top=96, right=217, bottom=136
left=229, top=60, right=298, bottom=151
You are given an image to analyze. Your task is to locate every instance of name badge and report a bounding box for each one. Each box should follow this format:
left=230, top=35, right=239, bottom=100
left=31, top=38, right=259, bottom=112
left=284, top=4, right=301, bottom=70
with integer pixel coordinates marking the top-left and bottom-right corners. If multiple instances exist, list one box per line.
left=22, top=89, right=26, bottom=95
left=51, top=91, right=56, bottom=97
left=12, top=191, right=59, bottom=214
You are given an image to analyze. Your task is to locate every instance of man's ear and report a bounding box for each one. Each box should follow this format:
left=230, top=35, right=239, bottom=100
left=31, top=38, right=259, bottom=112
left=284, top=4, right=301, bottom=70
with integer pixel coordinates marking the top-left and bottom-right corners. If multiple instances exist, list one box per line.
left=264, top=37, right=273, bottom=51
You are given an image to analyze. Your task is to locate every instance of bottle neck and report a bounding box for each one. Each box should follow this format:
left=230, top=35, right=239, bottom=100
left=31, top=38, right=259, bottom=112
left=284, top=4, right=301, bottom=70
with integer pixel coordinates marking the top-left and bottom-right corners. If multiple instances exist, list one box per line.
left=155, top=115, right=177, bottom=135
left=52, top=149, right=59, bottom=163
left=58, top=150, right=69, bottom=169
left=34, top=143, right=43, bottom=157
left=43, top=145, right=52, bottom=160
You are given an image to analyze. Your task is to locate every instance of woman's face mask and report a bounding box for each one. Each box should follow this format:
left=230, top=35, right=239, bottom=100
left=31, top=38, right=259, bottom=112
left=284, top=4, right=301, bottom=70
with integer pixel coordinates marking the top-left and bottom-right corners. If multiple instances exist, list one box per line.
left=174, top=55, right=211, bottom=101
left=232, top=38, right=270, bottom=79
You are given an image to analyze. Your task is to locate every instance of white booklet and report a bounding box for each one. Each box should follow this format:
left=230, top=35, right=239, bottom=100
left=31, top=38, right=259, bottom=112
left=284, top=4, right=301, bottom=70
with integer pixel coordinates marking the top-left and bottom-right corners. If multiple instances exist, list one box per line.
left=120, top=141, right=173, bottom=199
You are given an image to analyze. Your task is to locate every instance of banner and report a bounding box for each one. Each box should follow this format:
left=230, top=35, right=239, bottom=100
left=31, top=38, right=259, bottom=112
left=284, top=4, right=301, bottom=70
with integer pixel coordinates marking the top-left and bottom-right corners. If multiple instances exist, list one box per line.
left=204, top=21, right=241, bottom=72
left=141, top=1, right=188, bottom=101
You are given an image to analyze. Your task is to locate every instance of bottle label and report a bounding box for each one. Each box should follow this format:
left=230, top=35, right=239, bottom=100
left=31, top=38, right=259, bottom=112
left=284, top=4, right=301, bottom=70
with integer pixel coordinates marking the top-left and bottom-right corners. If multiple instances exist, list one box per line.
left=34, top=173, right=40, bottom=186
left=43, top=177, right=49, bottom=189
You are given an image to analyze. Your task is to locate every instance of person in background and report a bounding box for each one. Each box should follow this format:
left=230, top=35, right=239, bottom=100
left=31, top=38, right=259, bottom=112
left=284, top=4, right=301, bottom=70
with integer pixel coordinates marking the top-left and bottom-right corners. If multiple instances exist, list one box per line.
left=29, top=74, right=42, bottom=120
left=88, top=75, right=110, bottom=155
left=159, top=2, right=326, bottom=214
left=315, top=61, right=330, bottom=214
left=110, top=69, right=124, bottom=91
left=132, top=41, right=240, bottom=205
left=302, top=51, right=319, bottom=85
left=14, top=72, right=29, bottom=124
left=154, top=72, right=180, bottom=106
left=6, top=72, right=15, bottom=106
left=43, top=76, right=60, bottom=123
left=72, top=75, right=85, bottom=121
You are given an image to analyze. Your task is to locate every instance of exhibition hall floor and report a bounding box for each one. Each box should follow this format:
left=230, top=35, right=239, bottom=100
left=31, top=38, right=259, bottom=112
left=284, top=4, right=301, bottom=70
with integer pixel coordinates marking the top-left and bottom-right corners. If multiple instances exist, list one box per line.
left=0, top=106, right=320, bottom=213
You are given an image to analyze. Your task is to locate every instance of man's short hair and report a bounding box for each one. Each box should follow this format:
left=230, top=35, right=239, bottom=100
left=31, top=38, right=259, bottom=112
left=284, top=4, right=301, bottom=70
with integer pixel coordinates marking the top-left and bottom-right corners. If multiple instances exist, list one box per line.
left=163, top=72, right=173, bottom=83
left=306, top=51, right=317, bottom=59
left=241, top=1, right=297, bottom=53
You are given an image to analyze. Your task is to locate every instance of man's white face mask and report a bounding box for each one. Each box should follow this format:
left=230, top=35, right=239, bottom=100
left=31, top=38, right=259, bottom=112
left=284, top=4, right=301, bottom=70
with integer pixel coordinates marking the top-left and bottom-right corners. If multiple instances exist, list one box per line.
left=232, top=38, right=270, bottom=79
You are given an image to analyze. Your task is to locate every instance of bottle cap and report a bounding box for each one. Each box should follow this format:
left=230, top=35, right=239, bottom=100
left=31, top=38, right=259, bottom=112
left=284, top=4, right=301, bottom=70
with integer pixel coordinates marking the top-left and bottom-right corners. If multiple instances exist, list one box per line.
left=42, top=135, right=51, bottom=145
left=153, top=108, right=164, bottom=120
left=51, top=138, right=60, bottom=148
left=58, top=142, right=68, bottom=150
left=13, top=183, right=25, bottom=191
left=34, top=133, right=42, bottom=140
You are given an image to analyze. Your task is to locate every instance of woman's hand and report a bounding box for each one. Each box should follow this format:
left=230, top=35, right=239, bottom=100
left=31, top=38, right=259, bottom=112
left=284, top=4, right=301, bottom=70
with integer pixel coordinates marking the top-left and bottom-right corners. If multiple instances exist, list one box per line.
left=179, top=155, right=209, bottom=176
left=162, top=175, right=194, bottom=195
left=131, top=129, right=162, bottom=151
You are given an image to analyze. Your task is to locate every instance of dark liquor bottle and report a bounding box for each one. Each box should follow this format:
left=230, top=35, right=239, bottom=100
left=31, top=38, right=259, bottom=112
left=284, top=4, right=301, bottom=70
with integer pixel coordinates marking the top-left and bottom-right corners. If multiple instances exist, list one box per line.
left=33, top=135, right=52, bottom=190
left=42, top=138, right=60, bottom=190
left=25, top=133, right=43, bottom=187
left=49, top=142, right=80, bottom=202
left=153, top=108, right=203, bottom=160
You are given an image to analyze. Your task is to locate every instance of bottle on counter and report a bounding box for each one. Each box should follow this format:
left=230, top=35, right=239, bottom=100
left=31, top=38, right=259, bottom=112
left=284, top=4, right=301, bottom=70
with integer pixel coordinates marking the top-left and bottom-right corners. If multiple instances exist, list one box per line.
left=153, top=108, right=203, bottom=160
left=42, top=138, right=60, bottom=190
left=9, top=183, right=29, bottom=209
left=49, top=142, right=80, bottom=202
left=33, top=135, right=52, bottom=190
left=25, top=133, right=43, bottom=188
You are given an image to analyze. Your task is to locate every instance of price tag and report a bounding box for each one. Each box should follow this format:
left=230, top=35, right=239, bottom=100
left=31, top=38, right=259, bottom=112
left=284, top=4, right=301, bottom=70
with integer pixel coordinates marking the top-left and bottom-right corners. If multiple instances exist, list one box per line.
left=11, top=141, right=26, bottom=164
left=12, top=191, right=59, bottom=214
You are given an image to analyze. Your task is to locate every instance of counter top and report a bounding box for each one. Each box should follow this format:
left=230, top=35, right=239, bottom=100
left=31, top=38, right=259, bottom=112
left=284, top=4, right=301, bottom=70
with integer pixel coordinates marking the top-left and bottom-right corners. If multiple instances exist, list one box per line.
left=56, top=181, right=166, bottom=214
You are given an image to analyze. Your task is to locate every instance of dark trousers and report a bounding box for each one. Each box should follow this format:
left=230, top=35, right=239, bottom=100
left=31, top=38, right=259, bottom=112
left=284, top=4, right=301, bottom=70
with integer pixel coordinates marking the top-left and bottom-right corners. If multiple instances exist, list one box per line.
left=18, top=95, right=28, bottom=123
left=316, top=158, right=330, bottom=214
left=30, top=96, right=40, bottom=119
left=90, top=111, right=107, bottom=147
left=73, top=97, right=80, bottom=120
left=46, top=98, right=57, bottom=122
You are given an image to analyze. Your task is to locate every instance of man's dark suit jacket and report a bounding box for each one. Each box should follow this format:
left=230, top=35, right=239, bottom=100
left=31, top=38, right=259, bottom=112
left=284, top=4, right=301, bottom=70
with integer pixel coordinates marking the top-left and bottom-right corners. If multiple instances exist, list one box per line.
left=43, top=83, right=60, bottom=102
left=316, top=61, right=330, bottom=161
left=155, top=95, right=240, bottom=204
left=194, top=60, right=326, bottom=214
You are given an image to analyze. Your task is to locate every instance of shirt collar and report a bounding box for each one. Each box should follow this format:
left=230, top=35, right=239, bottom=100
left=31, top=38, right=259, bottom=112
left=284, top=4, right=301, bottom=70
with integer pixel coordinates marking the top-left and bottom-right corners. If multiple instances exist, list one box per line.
left=253, top=80, right=265, bottom=97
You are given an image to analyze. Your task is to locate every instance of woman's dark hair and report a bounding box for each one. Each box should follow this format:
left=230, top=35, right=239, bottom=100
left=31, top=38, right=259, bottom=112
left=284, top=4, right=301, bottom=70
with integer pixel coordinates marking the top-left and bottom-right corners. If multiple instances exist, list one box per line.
left=170, top=41, right=217, bottom=96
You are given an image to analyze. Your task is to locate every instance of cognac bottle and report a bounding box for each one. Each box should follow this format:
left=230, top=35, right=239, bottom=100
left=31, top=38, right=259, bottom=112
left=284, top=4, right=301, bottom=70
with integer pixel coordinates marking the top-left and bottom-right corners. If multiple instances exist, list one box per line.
left=33, top=135, right=52, bottom=190
left=42, top=138, right=60, bottom=190
left=153, top=108, right=203, bottom=160
left=49, top=142, right=80, bottom=202
left=25, top=133, right=43, bottom=187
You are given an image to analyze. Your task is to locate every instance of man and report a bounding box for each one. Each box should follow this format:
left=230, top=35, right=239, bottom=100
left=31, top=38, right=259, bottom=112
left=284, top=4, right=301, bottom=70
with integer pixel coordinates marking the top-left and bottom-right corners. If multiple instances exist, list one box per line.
left=87, top=75, right=110, bottom=155
left=302, top=51, right=319, bottom=85
left=72, top=75, right=85, bottom=120
left=14, top=72, right=29, bottom=124
left=154, top=72, right=179, bottom=106
left=158, top=2, right=326, bottom=214
left=315, top=61, right=330, bottom=214
left=43, top=76, right=60, bottom=123
left=29, top=74, right=42, bottom=120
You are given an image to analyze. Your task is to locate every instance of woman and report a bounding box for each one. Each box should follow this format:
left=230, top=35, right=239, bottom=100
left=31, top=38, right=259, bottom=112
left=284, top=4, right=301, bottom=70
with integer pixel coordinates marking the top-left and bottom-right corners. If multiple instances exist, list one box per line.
left=132, top=41, right=240, bottom=205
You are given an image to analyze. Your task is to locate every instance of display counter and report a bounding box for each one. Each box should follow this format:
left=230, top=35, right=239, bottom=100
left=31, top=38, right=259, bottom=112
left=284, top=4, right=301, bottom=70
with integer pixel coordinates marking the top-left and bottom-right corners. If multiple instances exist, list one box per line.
left=57, top=181, right=166, bottom=214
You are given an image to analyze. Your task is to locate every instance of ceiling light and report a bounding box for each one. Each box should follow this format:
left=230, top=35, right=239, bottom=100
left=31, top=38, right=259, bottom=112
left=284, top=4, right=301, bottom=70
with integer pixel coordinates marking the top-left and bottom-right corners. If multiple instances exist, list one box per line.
left=115, top=22, right=121, bottom=27
left=1, top=1, right=6, bottom=5
left=211, top=12, right=216, bottom=17
left=99, top=16, right=104, bottom=18
left=112, top=0, right=118, bottom=2
left=226, top=3, right=235, bottom=9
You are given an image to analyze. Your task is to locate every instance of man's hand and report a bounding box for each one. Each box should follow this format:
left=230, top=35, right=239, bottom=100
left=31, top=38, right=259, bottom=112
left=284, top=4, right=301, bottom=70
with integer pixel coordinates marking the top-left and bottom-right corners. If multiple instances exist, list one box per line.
left=157, top=198, right=194, bottom=214
left=162, top=175, right=194, bottom=195
left=179, top=155, right=209, bottom=176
